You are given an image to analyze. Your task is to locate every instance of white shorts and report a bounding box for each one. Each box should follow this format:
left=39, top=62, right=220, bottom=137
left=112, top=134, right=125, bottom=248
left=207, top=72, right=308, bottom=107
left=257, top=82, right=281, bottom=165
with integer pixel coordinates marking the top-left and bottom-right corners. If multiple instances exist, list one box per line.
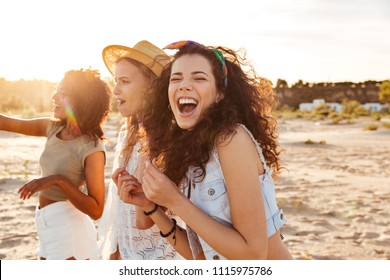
left=35, top=200, right=97, bottom=260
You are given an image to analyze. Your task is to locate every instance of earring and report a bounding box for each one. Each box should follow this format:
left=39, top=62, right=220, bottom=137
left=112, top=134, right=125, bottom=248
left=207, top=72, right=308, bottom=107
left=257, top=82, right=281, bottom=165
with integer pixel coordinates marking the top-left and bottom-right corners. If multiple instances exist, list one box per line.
left=168, top=104, right=172, bottom=111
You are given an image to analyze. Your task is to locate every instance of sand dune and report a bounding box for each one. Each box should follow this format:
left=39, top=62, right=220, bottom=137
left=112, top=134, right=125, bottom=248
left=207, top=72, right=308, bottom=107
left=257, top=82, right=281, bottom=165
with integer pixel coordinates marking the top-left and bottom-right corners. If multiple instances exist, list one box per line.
left=1, top=117, right=389, bottom=260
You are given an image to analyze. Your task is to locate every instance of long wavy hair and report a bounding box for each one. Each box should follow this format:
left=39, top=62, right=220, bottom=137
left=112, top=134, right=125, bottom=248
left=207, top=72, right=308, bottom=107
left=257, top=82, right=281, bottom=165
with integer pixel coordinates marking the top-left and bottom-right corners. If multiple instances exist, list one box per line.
left=142, top=43, right=281, bottom=185
left=54, top=69, right=111, bottom=145
left=117, top=57, right=158, bottom=166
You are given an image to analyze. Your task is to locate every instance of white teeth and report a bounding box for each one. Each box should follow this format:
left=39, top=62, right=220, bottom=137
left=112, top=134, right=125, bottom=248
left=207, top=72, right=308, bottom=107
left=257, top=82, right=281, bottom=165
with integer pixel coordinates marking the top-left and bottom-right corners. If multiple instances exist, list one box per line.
left=178, top=98, right=197, bottom=105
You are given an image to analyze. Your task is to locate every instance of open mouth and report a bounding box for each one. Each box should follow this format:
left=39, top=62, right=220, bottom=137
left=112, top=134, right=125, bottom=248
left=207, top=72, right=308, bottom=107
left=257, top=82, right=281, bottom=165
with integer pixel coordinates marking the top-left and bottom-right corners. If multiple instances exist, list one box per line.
left=177, top=97, right=198, bottom=114
left=53, top=103, right=62, bottom=110
left=116, top=98, right=126, bottom=106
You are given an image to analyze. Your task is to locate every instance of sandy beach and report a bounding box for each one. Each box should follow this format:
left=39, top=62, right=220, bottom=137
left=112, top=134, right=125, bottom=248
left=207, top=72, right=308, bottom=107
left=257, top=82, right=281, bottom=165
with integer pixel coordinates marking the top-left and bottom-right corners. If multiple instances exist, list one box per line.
left=1, top=117, right=389, bottom=260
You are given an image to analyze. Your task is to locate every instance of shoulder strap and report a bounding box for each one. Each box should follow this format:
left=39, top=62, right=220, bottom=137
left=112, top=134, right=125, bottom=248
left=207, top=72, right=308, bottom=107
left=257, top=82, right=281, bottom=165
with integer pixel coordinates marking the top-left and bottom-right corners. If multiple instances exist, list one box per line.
left=238, top=124, right=271, bottom=175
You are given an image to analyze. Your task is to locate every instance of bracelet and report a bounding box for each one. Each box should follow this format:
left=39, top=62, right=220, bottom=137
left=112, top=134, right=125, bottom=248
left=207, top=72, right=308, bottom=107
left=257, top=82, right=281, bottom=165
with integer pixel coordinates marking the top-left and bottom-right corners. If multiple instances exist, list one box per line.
left=160, top=218, right=177, bottom=238
left=143, top=204, right=159, bottom=216
left=160, top=218, right=181, bottom=246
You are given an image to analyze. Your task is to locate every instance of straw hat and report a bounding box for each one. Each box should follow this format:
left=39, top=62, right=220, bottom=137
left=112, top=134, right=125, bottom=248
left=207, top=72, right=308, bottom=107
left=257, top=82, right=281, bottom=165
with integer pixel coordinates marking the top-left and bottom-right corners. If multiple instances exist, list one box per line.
left=102, top=40, right=169, bottom=77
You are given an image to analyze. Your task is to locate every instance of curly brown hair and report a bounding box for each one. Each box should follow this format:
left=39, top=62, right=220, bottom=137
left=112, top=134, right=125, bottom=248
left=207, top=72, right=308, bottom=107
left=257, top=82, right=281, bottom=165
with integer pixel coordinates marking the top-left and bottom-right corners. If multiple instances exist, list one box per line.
left=55, top=69, right=111, bottom=144
left=142, top=43, right=281, bottom=185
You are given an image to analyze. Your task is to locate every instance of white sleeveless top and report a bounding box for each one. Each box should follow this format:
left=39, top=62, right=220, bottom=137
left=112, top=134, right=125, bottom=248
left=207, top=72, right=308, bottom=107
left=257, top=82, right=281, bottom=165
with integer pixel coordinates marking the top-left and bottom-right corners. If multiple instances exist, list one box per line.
left=96, top=128, right=182, bottom=260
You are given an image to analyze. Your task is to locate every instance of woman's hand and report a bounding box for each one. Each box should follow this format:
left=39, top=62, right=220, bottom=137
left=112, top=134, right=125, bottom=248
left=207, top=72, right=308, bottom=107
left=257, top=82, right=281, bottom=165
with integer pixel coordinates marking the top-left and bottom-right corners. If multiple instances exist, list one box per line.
left=142, top=159, right=182, bottom=209
left=112, top=167, right=154, bottom=210
left=111, top=167, right=127, bottom=188
left=18, top=175, right=63, bottom=200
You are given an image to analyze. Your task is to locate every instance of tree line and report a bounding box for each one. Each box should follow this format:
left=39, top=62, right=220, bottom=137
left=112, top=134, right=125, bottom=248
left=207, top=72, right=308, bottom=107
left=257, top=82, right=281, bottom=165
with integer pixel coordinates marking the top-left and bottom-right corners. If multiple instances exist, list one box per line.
left=0, top=77, right=116, bottom=115
left=275, top=79, right=390, bottom=110
left=0, top=77, right=389, bottom=114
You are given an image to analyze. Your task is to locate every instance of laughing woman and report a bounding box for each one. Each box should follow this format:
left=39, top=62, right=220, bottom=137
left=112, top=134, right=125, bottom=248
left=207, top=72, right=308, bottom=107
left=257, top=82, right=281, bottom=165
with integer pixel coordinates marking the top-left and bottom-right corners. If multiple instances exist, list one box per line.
left=0, top=69, right=111, bottom=259
left=119, top=41, right=294, bottom=260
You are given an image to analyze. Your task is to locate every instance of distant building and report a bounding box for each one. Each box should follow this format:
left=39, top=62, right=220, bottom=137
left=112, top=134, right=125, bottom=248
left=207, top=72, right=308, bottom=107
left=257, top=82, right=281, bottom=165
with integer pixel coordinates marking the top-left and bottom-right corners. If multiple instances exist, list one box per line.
left=299, top=99, right=342, bottom=112
left=328, top=103, right=342, bottom=113
left=299, top=99, right=387, bottom=113
left=299, top=103, right=315, bottom=112
left=312, top=99, right=325, bottom=106
left=299, top=99, right=325, bottom=112
left=362, top=103, right=387, bottom=112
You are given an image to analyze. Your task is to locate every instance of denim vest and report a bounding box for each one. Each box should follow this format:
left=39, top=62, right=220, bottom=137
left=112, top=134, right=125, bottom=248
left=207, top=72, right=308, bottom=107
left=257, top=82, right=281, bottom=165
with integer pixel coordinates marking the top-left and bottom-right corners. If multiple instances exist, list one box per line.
left=182, top=125, right=286, bottom=260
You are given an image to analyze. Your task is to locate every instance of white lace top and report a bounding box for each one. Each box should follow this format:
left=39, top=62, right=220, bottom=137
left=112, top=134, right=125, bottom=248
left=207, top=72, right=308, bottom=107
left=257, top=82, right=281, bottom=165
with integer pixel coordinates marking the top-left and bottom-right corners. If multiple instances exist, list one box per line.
left=96, top=127, right=182, bottom=260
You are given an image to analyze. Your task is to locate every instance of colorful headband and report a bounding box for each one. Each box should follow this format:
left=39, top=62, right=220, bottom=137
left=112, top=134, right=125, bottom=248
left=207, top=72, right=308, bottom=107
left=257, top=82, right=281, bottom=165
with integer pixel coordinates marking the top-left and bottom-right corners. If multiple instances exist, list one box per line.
left=164, top=40, right=228, bottom=87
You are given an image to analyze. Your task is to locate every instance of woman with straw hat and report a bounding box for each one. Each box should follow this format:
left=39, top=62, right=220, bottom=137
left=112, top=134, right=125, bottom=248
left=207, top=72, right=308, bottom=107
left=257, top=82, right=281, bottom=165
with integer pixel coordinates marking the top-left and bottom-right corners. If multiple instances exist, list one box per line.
left=0, top=69, right=111, bottom=259
left=97, top=40, right=182, bottom=260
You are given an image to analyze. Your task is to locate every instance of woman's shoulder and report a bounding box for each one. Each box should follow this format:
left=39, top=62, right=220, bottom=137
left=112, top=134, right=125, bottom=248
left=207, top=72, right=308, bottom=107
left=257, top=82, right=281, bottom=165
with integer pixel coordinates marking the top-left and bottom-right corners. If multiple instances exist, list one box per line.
left=46, top=120, right=63, bottom=137
left=216, top=124, right=253, bottom=149
left=216, top=124, right=262, bottom=164
left=215, top=124, right=262, bottom=175
left=78, top=135, right=106, bottom=152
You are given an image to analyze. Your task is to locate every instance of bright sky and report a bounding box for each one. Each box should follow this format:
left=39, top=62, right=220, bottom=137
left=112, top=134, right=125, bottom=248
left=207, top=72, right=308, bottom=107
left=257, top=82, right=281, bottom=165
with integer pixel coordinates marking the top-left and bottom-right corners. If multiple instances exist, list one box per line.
left=1, top=0, right=389, bottom=85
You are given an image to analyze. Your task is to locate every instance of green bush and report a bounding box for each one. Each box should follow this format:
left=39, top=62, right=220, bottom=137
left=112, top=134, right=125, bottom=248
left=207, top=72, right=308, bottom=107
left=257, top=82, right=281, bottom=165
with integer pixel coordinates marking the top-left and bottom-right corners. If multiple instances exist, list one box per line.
left=363, top=124, right=378, bottom=131
left=382, top=122, right=390, bottom=129
left=352, top=106, right=370, bottom=117
left=311, top=103, right=334, bottom=118
left=371, top=113, right=381, bottom=121
left=331, top=115, right=343, bottom=124
left=304, top=139, right=314, bottom=144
